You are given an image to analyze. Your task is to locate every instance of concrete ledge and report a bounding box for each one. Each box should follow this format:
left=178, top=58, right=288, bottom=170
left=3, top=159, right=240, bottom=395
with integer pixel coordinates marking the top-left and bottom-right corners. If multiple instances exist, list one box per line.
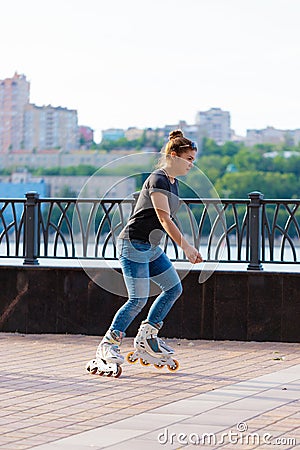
left=0, top=263, right=299, bottom=342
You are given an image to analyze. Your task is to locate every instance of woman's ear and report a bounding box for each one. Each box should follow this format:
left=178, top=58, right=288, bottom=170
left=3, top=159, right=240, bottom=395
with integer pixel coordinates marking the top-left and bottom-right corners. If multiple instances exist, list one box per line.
left=170, top=151, right=177, bottom=158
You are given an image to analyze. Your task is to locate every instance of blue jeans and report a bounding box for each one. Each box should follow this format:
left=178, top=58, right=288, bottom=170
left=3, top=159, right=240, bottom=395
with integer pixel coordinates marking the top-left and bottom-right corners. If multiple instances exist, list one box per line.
left=110, top=239, right=183, bottom=333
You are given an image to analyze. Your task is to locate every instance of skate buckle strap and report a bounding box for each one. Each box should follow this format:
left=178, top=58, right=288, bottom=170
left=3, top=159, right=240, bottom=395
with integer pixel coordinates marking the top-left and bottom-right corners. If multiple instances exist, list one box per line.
left=109, top=330, right=124, bottom=345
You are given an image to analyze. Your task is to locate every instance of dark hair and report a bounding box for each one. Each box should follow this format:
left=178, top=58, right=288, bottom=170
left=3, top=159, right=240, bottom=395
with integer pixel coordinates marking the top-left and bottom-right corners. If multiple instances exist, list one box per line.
left=157, top=129, right=197, bottom=167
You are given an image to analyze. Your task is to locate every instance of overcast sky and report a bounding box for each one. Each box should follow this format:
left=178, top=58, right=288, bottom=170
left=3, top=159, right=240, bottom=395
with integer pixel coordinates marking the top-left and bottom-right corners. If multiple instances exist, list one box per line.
left=1, top=0, right=299, bottom=141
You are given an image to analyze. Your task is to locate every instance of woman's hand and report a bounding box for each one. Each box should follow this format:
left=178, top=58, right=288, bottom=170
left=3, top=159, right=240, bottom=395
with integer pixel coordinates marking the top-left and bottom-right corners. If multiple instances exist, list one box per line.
left=183, top=243, right=203, bottom=264
left=150, top=193, right=203, bottom=264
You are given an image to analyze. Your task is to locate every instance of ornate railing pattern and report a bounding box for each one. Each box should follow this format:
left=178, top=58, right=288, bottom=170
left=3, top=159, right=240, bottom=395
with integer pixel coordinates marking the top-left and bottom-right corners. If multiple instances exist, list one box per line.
left=261, top=199, right=300, bottom=263
left=0, top=191, right=300, bottom=269
left=0, top=198, right=25, bottom=258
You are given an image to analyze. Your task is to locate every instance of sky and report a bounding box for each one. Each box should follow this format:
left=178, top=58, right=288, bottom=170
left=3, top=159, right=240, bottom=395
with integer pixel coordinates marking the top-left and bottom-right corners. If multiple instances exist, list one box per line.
left=1, top=0, right=300, bottom=142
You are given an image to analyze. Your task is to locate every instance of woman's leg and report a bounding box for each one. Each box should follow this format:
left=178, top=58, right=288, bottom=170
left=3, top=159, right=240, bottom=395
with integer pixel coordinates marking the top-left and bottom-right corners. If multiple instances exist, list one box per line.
left=97, top=240, right=151, bottom=363
left=110, top=239, right=152, bottom=332
left=146, top=250, right=182, bottom=326
left=133, top=250, right=182, bottom=357
left=110, top=256, right=150, bottom=332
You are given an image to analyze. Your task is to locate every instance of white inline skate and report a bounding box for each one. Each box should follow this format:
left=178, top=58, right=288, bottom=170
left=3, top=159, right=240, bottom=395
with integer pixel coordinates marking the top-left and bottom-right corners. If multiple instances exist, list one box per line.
left=86, top=330, right=124, bottom=378
left=126, top=321, right=179, bottom=372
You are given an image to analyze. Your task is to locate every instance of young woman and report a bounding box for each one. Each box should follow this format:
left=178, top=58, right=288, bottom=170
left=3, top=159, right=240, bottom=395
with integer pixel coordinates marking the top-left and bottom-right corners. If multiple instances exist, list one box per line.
left=95, top=129, right=203, bottom=369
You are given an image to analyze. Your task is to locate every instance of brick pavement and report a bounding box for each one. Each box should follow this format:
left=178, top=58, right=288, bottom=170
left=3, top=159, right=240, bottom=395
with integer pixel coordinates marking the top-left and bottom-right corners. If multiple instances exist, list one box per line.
left=0, top=333, right=299, bottom=449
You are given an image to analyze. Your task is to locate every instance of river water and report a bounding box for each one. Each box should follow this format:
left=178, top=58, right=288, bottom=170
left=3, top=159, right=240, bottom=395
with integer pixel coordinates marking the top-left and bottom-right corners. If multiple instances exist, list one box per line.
left=1, top=240, right=299, bottom=263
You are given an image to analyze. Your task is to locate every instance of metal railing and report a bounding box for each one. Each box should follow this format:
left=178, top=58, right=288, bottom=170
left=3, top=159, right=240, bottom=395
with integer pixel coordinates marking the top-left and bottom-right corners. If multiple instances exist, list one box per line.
left=0, top=191, right=300, bottom=270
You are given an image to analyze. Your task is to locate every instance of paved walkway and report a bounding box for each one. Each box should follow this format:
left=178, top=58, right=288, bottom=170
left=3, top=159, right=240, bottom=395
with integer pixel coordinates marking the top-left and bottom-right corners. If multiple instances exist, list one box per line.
left=0, top=334, right=299, bottom=450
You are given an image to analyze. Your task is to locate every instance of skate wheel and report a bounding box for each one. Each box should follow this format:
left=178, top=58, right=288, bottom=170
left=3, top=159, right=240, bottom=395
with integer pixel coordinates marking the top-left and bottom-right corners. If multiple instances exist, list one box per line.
left=154, top=363, right=164, bottom=369
left=90, top=367, right=98, bottom=375
left=167, top=359, right=180, bottom=372
left=113, top=366, right=122, bottom=378
left=126, top=351, right=138, bottom=364
left=98, top=371, right=105, bottom=376
left=140, top=358, right=150, bottom=366
left=105, top=371, right=113, bottom=377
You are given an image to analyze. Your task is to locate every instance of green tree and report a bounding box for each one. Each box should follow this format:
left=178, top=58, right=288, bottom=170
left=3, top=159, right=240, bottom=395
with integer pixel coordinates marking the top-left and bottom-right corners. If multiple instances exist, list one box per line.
left=220, top=141, right=243, bottom=156
left=201, top=137, right=221, bottom=155
left=195, top=155, right=230, bottom=184
left=283, top=155, right=300, bottom=176
left=233, top=149, right=262, bottom=171
left=215, top=171, right=300, bottom=199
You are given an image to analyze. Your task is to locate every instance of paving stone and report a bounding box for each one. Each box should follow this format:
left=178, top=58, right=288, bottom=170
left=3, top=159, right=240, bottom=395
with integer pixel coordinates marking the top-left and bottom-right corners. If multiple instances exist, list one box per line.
left=0, top=333, right=299, bottom=449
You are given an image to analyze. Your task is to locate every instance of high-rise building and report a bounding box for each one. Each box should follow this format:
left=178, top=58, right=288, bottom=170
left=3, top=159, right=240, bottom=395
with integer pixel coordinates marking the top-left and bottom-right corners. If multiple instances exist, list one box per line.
left=195, top=107, right=231, bottom=145
left=0, top=72, right=30, bottom=153
left=23, top=104, right=79, bottom=151
left=0, top=73, right=79, bottom=154
left=178, top=120, right=201, bottom=149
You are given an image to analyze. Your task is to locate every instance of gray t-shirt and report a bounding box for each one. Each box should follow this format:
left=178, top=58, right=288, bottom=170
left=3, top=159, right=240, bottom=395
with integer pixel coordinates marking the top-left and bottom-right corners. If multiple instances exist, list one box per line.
left=118, top=169, right=180, bottom=245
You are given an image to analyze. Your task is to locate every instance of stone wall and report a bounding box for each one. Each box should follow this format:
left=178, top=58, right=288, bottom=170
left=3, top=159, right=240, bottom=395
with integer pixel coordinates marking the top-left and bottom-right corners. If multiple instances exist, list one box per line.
left=0, top=265, right=298, bottom=342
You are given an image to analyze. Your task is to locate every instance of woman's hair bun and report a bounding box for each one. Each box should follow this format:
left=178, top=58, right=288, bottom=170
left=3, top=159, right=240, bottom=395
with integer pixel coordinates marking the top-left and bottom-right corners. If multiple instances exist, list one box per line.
left=169, top=129, right=183, bottom=140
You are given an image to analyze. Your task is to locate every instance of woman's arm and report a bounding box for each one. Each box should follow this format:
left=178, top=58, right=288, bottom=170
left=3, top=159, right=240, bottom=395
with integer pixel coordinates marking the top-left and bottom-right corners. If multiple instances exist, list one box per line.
left=150, top=191, right=203, bottom=264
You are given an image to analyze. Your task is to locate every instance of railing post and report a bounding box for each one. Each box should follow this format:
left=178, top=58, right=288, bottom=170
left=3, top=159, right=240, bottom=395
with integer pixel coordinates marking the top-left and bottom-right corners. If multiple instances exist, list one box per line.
left=247, top=191, right=263, bottom=271
left=23, top=191, right=39, bottom=266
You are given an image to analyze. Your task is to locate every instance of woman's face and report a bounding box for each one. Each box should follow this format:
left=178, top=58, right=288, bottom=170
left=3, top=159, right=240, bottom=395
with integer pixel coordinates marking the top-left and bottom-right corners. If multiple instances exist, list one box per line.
left=171, top=149, right=196, bottom=176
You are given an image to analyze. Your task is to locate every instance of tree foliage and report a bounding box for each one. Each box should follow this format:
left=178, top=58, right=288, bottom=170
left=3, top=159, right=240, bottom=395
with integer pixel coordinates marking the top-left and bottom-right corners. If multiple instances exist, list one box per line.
left=196, top=139, right=300, bottom=199
left=8, top=136, right=300, bottom=200
left=92, top=130, right=164, bottom=152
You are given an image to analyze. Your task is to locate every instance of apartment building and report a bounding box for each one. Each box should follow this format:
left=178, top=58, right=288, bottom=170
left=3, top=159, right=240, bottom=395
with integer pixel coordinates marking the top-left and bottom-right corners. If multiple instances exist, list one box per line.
left=125, top=127, right=144, bottom=141
left=246, top=126, right=300, bottom=147
left=195, top=107, right=231, bottom=145
left=101, top=128, right=125, bottom=141
left=79, top=125, right=94, bottom=147
left=0, top=73, right=80, bottom=154
left=0, top=72, right=30, bottom=153
left=23, top=103, right=79, bottom=151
